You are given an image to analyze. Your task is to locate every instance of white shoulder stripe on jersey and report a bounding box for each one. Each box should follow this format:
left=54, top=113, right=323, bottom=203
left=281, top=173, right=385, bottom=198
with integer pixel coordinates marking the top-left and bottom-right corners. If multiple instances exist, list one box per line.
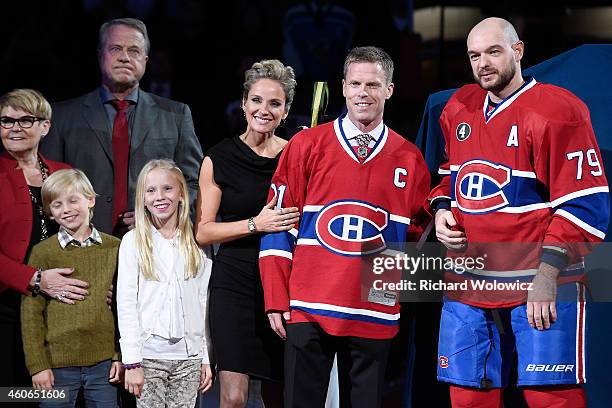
left=451, top=200, right=554, bottom=214
left=511, top=169, right=537, bottom=178
left=463, top=268, right=538, bottom=277
left=259, top=249, right=293, bottom=260
left=555, top=209, right=606, bottom=239
left=438, top=168, right=451, bottom=175
left=380, top=248, right=405, bottom=257
left=303, top=205, right=324, bottom=212
left=297, top=238, right=320, bottom=246
left=450, top=165, right=459, bottom=171
left=389, top=214, right=411, bottom=225
left=550, top=186, right=610, bottom=208
left=290, top=300, right=400, bottom=321
left=497, top=202, right=551, bottom=213
left=431, top=195, right=452, bottom=203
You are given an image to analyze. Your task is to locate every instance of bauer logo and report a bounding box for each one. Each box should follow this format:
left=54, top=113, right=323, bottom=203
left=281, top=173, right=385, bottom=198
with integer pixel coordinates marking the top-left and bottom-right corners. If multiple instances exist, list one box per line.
left=525, top=364, right=574, bottom=372
left=439, top=356, right=449, bottom=369
left=455, top=159, right=511, bottom=214
left=315, top=200, right=388, bottom=256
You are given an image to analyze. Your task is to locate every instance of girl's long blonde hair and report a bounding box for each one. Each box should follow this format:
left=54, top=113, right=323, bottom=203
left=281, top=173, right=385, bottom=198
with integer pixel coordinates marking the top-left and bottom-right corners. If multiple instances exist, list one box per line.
left=134, top=159, right=202, bottom=280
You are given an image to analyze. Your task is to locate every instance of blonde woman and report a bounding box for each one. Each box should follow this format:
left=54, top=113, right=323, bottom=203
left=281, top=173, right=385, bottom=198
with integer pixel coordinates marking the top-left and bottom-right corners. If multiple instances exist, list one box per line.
left=117, top=159, right=213, bottom=407
left=196, top=59, right=299, bottom=407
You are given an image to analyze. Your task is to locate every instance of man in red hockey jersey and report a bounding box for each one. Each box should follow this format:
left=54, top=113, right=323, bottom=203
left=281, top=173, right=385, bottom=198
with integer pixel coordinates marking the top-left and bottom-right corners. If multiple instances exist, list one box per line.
left=259, top=46, right=430, bottom=407
left=431, top=17, right=609, bottom=408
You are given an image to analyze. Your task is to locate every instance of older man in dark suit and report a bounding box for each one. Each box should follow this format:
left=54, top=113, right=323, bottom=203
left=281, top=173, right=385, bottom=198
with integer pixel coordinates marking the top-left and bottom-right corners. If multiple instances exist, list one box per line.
left=41, top=18, right=203, bottom=235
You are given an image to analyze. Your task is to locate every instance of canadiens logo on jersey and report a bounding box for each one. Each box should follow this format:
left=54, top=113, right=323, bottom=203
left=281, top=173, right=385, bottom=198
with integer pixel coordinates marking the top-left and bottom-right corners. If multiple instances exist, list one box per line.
left=455, top=159, right=511, bottom=214
left=315, top=200, right=389, bottom=256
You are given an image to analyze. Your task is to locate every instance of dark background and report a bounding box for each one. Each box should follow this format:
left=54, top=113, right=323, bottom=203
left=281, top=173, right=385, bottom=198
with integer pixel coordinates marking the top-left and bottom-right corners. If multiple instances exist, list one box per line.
left=2, top=1, right=610, bottom=149
left=2, top=1, right=610, bottom=406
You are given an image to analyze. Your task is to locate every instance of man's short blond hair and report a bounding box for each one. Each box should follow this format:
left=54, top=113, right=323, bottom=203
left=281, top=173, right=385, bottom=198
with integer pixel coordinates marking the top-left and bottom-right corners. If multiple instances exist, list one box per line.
left=42, top=169, right=97, bottom=216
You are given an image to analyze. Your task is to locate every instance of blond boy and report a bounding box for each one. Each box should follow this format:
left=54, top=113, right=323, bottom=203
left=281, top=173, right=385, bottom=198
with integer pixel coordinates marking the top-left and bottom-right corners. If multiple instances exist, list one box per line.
left=21, top=169, right=122, bottom=407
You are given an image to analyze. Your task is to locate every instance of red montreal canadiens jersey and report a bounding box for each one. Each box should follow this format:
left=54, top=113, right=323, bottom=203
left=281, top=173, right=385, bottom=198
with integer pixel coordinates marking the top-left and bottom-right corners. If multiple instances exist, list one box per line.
left=429, top=78, right=609, bottom=307
left=259, top=117, right=430, bottom=339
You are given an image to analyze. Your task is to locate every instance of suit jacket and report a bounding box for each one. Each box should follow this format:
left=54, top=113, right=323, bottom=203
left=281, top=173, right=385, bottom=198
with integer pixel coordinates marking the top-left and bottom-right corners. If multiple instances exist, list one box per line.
left=0, top=153, right=71, bottom=294
left=40, top=88, right=203, bottom=234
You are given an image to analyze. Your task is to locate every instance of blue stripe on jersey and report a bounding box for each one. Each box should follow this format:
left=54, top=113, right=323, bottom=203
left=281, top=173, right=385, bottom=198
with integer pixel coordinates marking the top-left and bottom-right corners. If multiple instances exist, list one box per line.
left=260, top=230, right=296, bottom=253
left=290, top=305, right=400, bottom=326
left=450, top=169, right=545, bottom=209
left=555, top=192, right=610, bottom=234
left=299, top=208, right=410, bottom=250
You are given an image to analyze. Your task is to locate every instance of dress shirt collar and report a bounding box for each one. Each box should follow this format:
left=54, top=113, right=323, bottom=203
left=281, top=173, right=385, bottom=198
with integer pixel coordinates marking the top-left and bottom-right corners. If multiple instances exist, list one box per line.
left=58, top=225, right=102, bottom=248
left=151, top=226, right=180, bottom=246
left=342, top=116, right=385, bottom=142
left=99, top=86, right=139, bottom=105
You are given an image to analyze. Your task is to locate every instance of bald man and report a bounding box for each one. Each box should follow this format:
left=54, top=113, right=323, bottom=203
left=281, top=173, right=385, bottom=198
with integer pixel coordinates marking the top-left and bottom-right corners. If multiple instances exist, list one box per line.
left=428, top=17, right=609, bottom=408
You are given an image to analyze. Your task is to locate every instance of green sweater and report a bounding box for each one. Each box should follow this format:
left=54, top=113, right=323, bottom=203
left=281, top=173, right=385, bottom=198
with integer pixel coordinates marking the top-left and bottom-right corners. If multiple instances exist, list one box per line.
left=21, top=232, right=121, bottom=375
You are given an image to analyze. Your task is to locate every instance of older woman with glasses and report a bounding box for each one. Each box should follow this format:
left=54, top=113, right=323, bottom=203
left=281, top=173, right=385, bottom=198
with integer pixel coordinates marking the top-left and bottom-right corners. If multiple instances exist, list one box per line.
left=0, top=89, right=90, bottom=387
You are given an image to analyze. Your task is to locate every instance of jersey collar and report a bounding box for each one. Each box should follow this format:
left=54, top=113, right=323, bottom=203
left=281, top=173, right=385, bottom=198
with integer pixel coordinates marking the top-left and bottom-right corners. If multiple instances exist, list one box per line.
left=483, top=76, right=537, bottom=123
left=334, top=114, right=388, bottom=163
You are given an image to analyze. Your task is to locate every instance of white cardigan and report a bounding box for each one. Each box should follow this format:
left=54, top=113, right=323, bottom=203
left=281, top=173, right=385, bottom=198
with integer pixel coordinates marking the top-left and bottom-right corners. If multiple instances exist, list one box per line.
left=117, top=228, right=212, bottom=364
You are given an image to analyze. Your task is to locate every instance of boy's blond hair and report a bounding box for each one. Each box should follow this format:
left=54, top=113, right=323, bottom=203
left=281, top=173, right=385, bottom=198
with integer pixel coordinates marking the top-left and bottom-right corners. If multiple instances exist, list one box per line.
left=42, top=169, right=97, bottom=219
left=134, top=159, right=202, bottom=280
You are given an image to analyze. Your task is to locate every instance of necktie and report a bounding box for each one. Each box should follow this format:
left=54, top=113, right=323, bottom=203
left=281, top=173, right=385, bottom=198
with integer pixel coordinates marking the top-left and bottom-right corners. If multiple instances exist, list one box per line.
left=111, top=99, right=130, bottom=232
left=354, top=133, right=373, bottom=159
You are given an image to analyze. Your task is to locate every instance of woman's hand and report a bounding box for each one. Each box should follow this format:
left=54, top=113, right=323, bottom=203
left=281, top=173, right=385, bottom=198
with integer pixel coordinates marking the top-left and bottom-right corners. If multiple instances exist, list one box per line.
left=124, top=367, right=145, bottom=398
left=40, top=268, right=89, bottom=304
left=199, top=364, right=213, bottom=392
left=253, top=197, right=300, bottom=233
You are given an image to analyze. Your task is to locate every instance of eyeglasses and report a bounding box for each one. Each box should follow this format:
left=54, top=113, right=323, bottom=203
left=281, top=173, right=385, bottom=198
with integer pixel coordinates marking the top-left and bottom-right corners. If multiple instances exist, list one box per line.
left=0, top=116, right=46, bottom=129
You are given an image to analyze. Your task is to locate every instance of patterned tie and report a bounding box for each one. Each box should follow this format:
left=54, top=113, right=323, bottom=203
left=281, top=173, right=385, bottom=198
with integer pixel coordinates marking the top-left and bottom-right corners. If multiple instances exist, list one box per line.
left=354, top=133, right=373, bottom=147
left=111, top=100, right=130, bottom=232
left=354, top=133, right=373, bottom=159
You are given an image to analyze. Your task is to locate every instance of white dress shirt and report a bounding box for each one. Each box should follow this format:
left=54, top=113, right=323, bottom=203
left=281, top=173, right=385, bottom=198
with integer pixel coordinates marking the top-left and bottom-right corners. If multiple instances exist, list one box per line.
left=342, top=116, right=385, bottom=148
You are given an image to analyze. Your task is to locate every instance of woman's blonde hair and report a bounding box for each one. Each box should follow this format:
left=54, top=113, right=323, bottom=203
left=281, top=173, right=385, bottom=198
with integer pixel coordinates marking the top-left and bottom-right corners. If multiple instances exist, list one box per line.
left=243, top=59, right=296, bottom=111
left=134, top=159, right=201, bottom=280
left=0, top=89, right=52, bottom=119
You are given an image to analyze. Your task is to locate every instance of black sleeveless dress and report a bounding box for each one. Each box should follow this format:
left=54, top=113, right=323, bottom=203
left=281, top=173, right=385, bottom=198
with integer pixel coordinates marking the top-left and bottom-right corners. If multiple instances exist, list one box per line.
left=206, top=136, right=283, bottom=380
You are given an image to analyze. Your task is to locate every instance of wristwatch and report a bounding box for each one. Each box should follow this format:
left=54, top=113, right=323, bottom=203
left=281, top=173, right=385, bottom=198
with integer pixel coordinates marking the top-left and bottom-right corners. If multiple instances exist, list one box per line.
left=247, top=217, right=257, bottom=233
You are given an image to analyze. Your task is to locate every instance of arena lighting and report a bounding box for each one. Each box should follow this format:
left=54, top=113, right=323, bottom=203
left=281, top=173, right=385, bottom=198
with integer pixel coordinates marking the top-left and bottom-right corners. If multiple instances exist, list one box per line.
left=563, top=7, right=612, bottom=39
left=413, top=6, right=483, bottom=41
left=413, top=6, right=612, bottom=42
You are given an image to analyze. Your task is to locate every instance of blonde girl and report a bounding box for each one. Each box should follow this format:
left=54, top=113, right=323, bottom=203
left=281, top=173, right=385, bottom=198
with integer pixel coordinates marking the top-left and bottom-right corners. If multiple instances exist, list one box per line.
left=117, top=159, right=212, bottom=407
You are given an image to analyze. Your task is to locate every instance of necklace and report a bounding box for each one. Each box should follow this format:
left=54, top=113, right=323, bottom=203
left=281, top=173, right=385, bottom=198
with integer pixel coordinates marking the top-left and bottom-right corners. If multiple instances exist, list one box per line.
left=28, top=156, right=49, bottom=241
